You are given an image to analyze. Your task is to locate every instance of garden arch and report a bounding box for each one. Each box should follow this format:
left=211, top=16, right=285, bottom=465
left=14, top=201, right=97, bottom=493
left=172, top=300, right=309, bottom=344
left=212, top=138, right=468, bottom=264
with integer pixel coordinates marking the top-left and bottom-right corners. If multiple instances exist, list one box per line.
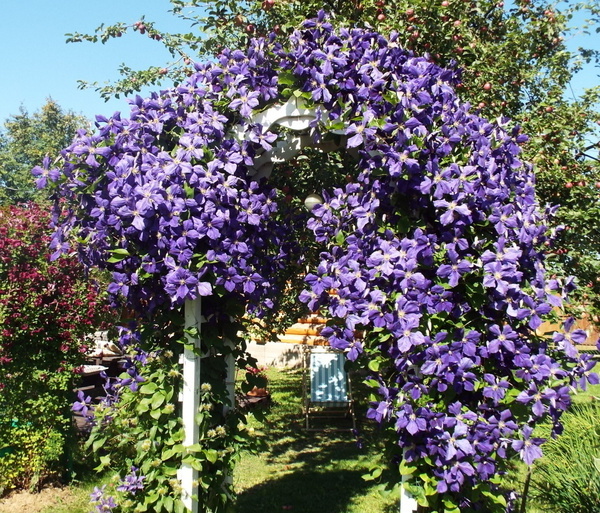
left=179, top=93, right=421, bottom=512
left=39, top=13, right=597, bottom=513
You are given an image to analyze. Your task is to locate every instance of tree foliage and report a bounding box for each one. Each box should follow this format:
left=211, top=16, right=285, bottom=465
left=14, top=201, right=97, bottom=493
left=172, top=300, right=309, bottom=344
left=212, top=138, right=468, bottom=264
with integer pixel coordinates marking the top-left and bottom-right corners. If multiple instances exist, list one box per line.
left=0, top=99, right=89, bottom=205
left=67, top=0, right=600, bottom=322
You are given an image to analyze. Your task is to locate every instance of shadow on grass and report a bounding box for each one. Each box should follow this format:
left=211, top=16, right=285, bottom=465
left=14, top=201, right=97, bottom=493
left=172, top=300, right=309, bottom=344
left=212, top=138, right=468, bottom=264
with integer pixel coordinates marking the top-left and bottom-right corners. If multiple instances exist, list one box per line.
left=261, top=428, right=370, bottom=468
left=254, top=369, right=384, bottom=465
left=236, top=468, right=397, bottom=513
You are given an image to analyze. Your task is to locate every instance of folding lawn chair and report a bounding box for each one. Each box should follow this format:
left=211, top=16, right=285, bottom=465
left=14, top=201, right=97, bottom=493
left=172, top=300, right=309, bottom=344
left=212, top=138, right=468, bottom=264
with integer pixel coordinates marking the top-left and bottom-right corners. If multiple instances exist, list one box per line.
left=303, top=346, right=356, bottom=431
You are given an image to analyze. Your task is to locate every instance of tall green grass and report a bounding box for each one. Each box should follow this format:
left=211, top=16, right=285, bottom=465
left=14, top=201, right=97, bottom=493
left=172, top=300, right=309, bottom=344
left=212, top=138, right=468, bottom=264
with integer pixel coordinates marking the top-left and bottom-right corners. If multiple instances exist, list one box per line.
left=530, top=400, right=600, bottom=513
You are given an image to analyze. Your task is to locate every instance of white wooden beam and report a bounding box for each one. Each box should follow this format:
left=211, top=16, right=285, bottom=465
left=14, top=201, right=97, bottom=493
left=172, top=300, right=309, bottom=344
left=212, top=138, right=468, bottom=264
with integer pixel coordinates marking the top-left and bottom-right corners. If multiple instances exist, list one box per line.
left=400, top=485, right=418, bottom=513
left=251, top=95, right=316, bottom=131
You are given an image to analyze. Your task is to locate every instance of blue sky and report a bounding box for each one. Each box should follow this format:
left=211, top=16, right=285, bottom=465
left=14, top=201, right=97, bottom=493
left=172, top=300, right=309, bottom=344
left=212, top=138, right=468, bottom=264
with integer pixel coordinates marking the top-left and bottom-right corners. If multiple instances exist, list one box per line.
left=0, top=1, right=598, bottom=123
left=0, top=0, right=191, bottom=122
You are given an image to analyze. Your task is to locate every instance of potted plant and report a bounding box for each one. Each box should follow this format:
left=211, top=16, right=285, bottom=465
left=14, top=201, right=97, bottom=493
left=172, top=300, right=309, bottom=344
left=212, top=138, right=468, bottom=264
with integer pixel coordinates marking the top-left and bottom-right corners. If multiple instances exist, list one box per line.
left=246, top=365, right=269, bottom=397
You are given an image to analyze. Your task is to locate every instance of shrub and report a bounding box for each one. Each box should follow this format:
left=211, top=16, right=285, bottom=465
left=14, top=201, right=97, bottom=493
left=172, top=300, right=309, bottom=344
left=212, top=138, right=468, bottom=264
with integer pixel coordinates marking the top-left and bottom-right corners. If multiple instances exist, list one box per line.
left=531, top=400, right=600, bottom=513
left=0, top=203, right=110, bottom=494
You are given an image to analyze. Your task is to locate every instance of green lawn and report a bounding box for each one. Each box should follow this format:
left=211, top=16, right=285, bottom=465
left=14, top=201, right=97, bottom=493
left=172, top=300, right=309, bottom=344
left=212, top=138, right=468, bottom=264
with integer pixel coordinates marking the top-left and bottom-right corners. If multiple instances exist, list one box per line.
left=234, top=368, right=397, bottom=513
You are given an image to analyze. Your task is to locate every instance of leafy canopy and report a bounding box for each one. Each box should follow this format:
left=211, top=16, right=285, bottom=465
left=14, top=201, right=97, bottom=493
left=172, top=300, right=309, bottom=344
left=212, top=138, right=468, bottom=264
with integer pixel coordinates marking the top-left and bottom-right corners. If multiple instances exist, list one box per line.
left=66, top=0, right=600, bottom=323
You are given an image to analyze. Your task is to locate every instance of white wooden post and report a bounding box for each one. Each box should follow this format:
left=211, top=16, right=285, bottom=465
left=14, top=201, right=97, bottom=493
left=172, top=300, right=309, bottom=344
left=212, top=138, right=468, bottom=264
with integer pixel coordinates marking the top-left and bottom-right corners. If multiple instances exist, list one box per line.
left=400, top=474, right=418, bottom=513
left=178, top=298, right=203, bottom=513
left=223, top=339, right=236, bottom=493
left=223, top=339, right=236, bottom=415
left=399, top=442, right=419, bottom=513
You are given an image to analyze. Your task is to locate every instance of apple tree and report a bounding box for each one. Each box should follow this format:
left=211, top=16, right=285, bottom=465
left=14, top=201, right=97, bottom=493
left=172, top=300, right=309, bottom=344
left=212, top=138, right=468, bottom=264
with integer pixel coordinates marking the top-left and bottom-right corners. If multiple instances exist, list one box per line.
left=66, top=0, right=600, bottom=321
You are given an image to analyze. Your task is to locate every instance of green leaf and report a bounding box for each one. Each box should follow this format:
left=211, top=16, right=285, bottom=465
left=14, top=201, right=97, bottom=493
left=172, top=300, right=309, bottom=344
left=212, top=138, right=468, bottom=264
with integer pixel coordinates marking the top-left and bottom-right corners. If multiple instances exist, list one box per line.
left=140, top=382, right=158, bottom=395
left=480, top=488, right=506, bottom=507
left=444, top=506, right=460, bottom=513
left=422, top=480, right=437, bottom=497
left=278, top=71, right=296, bottom=86
left=162, top=464, right=179, bottom=476
left=137, top=398, right=151, bottom=413
left=94, top=454, right=111, bottom=471
left=151, top=392, right=166, bottom=410
left=150, top=408, right=162, bottom=420
left=92, top=436, right=107, bottom=453
left=187, top=443, right=203, bottom=453
left=190, top=458, right=203, bottom=471
left=399, top=458, right=416, bottom=476
left=368, top=359, right=381, bottom=372
left=205, top=449, right=219, bottom=463
left=106, top=247, right=130, bottom=263
left=362, top=466, right=382, bottom=481
left=162, top=447, right=176, bottom=461
left=164, top=496, right=174, bottom=512
left=363, top=378, right=380, bottom=388
left=145, top=493, right=159, bottom=505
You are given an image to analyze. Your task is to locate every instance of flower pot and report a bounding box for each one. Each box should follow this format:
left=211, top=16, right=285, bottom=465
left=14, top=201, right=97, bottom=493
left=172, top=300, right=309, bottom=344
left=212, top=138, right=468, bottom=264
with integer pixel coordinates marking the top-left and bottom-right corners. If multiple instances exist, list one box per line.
left=247, top=386, right=269, bottom=397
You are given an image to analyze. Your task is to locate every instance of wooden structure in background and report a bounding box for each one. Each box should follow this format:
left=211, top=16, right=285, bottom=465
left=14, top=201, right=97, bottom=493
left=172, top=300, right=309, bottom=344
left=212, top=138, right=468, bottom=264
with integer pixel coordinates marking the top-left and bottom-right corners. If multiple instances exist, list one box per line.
left=537, top=311, right=600, bottom=352
left=275, top=314, right=329, bottom=346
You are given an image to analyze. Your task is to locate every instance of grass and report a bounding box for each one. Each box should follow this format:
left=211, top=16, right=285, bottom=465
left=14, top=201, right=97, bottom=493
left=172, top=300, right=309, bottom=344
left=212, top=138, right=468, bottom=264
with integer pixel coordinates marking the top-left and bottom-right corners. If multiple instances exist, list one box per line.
left=234, top=368, right=397, bottom=513
left=38, top=477, right=108, bottom=513
left=0, top=472, right=111, bottom=513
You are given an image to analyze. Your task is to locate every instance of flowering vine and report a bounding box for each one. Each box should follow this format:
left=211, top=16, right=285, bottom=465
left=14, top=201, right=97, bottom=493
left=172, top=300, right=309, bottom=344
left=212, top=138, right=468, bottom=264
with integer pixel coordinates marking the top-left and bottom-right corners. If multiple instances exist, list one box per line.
left=37, top=11, right=598, bottom=513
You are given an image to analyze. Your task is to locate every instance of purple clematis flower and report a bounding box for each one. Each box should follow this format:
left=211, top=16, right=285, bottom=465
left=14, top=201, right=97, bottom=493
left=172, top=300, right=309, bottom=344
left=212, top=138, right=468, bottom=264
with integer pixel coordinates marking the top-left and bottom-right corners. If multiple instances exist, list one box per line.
left=512, top=426, right=545, bottom=465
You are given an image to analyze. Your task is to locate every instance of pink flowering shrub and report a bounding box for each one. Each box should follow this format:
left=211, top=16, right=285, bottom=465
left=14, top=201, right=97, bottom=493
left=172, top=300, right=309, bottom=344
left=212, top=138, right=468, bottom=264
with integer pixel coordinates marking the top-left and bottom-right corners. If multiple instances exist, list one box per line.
left=0, top=203, right=110, bottom=493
